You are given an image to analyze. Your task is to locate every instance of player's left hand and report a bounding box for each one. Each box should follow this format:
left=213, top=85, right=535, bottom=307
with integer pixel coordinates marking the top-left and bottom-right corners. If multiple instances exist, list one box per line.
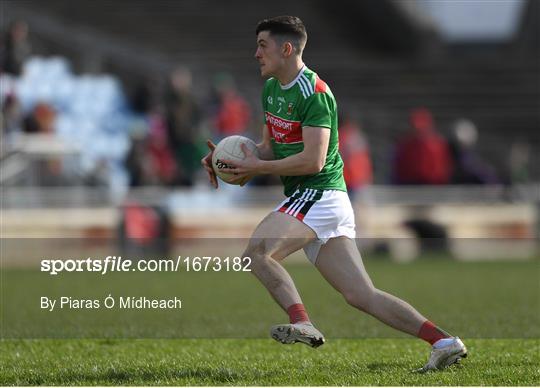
left=219, top=143, right=262, bottom=176
left=201, top=140, right=218, bottom=189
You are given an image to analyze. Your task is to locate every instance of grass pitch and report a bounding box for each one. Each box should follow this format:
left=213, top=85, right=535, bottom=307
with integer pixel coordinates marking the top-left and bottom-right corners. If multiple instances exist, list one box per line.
left=1, top=338, right=539, bottom=385
left=1, top=258, right=539, bottom=385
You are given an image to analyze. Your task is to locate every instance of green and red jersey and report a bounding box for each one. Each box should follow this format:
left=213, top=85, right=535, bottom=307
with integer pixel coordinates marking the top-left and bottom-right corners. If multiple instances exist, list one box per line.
left=262, top=66, right=346, bottom=196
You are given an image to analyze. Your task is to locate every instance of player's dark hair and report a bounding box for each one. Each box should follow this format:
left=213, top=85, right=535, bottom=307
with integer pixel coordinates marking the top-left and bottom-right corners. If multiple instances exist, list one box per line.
left=256, top=16, right=307, bottom=54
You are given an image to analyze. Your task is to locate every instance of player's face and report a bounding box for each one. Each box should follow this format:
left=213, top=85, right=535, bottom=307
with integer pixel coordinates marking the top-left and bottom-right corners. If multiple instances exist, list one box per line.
left=255, top=31, right=283, bottom=78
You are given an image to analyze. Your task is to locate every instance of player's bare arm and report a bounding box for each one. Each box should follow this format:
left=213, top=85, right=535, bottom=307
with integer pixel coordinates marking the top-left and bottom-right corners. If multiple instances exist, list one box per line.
left=220, top=126, right=330, bottom=177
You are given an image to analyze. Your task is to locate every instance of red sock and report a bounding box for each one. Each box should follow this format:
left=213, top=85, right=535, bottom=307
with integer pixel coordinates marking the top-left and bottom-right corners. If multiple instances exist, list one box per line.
left=418, top=321, right=451, bottom=345
left=287, top=303, right=310, bottom=324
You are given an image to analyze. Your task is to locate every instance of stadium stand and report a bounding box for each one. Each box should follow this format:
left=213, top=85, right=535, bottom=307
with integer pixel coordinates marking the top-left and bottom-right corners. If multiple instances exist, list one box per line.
left=1, top=56, right=131, bottom=195
left=2, top=0, right=538, bottom=183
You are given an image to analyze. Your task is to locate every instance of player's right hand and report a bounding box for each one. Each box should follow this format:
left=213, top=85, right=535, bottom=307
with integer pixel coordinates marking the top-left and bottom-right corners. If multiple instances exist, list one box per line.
left=201, top=140, right=218, bottom=189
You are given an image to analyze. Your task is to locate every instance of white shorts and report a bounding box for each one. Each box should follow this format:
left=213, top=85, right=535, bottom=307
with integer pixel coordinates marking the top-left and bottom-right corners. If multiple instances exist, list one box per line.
left=274, top=188, right=356, bottom=264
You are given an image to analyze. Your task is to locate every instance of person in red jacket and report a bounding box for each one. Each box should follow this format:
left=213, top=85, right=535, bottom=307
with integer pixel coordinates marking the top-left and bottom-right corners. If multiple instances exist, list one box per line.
left=393, top=108, right=452, bottom=185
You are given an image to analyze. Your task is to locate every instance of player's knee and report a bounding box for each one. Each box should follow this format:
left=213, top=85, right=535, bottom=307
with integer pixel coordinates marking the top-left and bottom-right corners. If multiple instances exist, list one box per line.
left=243, top=239, right=272, bottom=266
left=244, top=239, right=264, bottom=256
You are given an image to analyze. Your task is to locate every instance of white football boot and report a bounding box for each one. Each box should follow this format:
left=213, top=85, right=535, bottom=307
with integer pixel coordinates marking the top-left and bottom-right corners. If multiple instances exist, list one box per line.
left=416, top=337, right=468, bottom=372
left=270, top=322, right=325, bottom=348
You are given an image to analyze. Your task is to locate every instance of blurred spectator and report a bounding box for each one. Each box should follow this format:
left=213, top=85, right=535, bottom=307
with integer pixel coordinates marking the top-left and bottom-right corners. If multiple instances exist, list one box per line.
left=131, top=78, right=160, bottom=116
left=211, top=73, right=251, bottom=137
left=392, top=107, right=452, bottom=185
left=448, top=119, right=500, bottom=184
left=16, top=101, right=64, bottom=184
left=126, top=78, right=177, bottom=187
left=125, top=114, right=177, bottom=187
left=338, top=115, right=372, bottom=197
left=146, top=113, right=177, bottom=185
left=125, top=134, right=152, bottom=187
left=23, top=102, right=56, bottom=134
left=164, top=66, right=203, bottom=186
left=508, top=140, right=531, bottom=184
left=2, top=94, right=23, bottom=135
left=1, top=20, right=32, bottom=75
